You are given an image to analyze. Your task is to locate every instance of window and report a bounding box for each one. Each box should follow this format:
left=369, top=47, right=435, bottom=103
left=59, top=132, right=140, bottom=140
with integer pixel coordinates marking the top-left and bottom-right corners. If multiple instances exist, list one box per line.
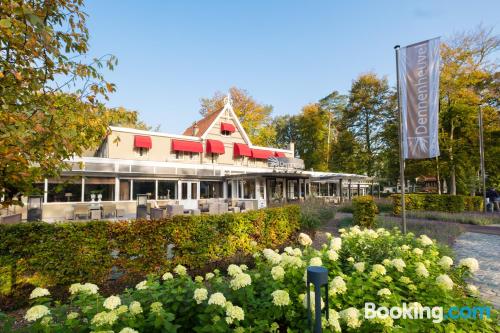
left=200, top=181, right=223, bottom=199
left=242, top=179, right=255, bottom=199
left=120, top=180, right=131, bottom=200
left=132, top=180, right=155, bottom=200
left=158, top=181, right=177, bottom=199
left=135, top=147, right=148, bottom=156
left=227, top=181, right=232, bottom=198
left=288, top=180, right=299, bottom=199
left=181, top=183, right=188, bottom=199
left=320, top=183, right=329, bottom=197
left=175, top=151, right=184, bottom=160
left=211, top=153, right=218, bottom=164
left=191, top=182, right=198, bottom=199
left=221, top=130, right=231, bottom=136
left=46, top=177, right=82, bottom=202
left=84, top=177, right=115, bottom=201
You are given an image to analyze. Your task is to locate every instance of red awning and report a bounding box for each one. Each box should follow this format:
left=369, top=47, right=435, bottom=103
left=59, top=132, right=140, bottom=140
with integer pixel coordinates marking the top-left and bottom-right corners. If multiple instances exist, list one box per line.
left=251, top=149, right=274, bottom=159
left=221, top=122, right=236, bottom=133
left=171, top=139, right=203, bottom=153
left=233, top=143, right=251, bottom=157
left=274, top=152, right=286, bottom=157
left=134, top=135, right=152, bottom=149
left=206, top=139, right=225, bottom=154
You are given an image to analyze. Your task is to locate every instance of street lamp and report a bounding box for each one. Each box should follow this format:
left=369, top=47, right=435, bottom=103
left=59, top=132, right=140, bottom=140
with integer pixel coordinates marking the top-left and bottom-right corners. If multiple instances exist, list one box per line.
left=307, top=266, right=329, bottom=333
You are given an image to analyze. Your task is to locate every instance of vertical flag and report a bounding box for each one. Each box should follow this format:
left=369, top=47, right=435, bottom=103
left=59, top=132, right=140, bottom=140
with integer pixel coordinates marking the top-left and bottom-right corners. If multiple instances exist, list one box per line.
left=398, top=37, right=440, bottom=159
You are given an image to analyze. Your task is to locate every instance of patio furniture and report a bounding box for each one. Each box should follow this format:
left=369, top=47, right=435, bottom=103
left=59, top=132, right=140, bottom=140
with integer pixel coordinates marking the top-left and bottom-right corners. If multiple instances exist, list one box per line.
left=191, top=208, right=201, bottom=216
left=89, top=206, right=102, bottom=220
left=0, top=213, right=22, bottom=224
left=74, top=204, right=90, bottom=220
left=150, top=207, right=165, bottom=220
left=218, top=202, right=228, bottom=214
left=102, top=203, right=117, bottom=218
left=166, top=204, right=184, bottom=217
left=116, top=208, right=125, bottom=218
left=229, top=206, right=240, bottom=213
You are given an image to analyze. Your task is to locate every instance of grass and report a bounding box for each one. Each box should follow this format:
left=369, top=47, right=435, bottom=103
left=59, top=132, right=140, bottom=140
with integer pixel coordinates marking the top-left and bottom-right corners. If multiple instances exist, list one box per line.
left=404, top=211, right=500, bottom=226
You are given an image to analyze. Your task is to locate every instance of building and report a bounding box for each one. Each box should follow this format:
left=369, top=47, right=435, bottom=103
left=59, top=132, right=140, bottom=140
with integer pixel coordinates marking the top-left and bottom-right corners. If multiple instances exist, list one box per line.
left=7, top=96, right=373, bottom=222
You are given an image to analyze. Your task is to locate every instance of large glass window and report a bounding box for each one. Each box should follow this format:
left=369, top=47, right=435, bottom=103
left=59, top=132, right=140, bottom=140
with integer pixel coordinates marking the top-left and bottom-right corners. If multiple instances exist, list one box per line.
left=310, top=183, right=319, bottom=196
left=120, top=180, right=131, bottom=200
left=191, top=183, right=198, bottom=199
left=242, top=179, right=255, bottom=199
left=320, top=183, right=329, bottom=197
left=287, top=180, right=299, bottom=199
left=85, top=177, right=115, bottom=201
left=158, top=181, right=177, bottom=200
left=181, top=183, right=188, bottom=200
left=47, top=177, right=82, bottom=202
left=200, top=181, right=223, bottom=199
left=133, top=180, right=155, bottom=200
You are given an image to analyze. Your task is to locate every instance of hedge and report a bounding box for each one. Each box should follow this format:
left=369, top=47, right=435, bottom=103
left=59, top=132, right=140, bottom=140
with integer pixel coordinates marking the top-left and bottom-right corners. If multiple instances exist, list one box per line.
left=391, top=194, right=483, bottom=215
left=0, top=205, right=300, bottom=297
left=352, top=195, right=379, bottom=228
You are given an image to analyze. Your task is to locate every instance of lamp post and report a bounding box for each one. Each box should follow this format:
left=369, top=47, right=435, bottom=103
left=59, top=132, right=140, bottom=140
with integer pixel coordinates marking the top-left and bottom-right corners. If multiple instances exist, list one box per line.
left=27, top=195, right=43, bottom=222
left=307, top=266, right=329, bottom=333
left=136, top=194, right=149, bottom=219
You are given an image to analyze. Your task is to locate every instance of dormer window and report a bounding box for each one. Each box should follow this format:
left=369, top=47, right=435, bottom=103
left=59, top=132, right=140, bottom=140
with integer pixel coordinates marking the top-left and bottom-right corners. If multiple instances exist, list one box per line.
left=221, top=122, right=235, bottom=136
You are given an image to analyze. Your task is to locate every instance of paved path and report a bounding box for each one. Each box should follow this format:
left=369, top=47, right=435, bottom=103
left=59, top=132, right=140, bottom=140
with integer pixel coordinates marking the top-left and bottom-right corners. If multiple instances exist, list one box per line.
left=453, top=232, right=500, bottom=309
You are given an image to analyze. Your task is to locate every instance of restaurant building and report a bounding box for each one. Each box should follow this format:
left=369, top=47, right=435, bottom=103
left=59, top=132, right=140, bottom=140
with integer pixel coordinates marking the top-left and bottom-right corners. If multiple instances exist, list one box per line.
left=10, top=97, right=372, bottom=221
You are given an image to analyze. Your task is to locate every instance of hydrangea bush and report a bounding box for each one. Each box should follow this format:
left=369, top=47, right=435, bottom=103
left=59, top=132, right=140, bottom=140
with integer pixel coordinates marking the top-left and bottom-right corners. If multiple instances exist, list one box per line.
left=4, top=227, right=497, bottom=332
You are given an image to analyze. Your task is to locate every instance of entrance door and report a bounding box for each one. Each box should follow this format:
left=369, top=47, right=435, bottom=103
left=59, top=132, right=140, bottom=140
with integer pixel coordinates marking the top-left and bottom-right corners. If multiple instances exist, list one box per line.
left=179, top=181, right=199, bottom=210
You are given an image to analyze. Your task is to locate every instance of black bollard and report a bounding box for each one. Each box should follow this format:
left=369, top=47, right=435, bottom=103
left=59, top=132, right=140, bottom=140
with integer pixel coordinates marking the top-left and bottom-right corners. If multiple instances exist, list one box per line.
left=307, top=266, right=329, bottom=333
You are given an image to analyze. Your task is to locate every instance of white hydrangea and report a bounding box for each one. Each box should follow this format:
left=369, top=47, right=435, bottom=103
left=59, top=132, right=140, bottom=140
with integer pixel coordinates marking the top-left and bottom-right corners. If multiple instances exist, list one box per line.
left=371, top=315, right=394, bottom=328
left=194, top=275, right=204, bottom=283
left=353, top=262, right=365, bottom=272
left=227, top=264, right=243, bottom=277
left=310, top=257, right=323, bottom=266
left=284, top=246, right=294, bottom=255
left=329, top=276, right=347, bottom=295
left=418, top=234, right=433, bottom=246
left=271, top=290, right=290, bottom=306
left=67, top=312, right=79, bottom=320
left=29, top=287, right=50, bottom=299
left=436, top=274, right=454, bottom=291
left=347, top=257, right=355, bottom=263
left=377, top=288, right=391, bottom=297
left=458, top=258, right=479, bottom=273
left=300, top=292, right=324, bottom=310
left=339, top=307, right=361, bottom=329
left=438, top=256, right=453, bottom=270
left=193, top=288, right=208, bottom=304
left=400, top=245, right=410, bottom=251
left=230, top=273, right=252, bottom=290
left=208, top=292, right=226, bottom=307
left=415, top=262, right=429, bottom=278
left=162, top=272, right=173, bottom=280
left=205, top=272, right=215, bottom=280
left=280, top=253, right=303, bottom=268
left=69, top=282, right=99, bottom=295
left=225, top=303, right=244, bottom=324
left=263, top=249, right=282, bottom=265
left=135, top=280, right=148, bottom=290
left=325, top=232, right=332, bottom=239
left=119, top=328, right=139, bottom=333
left=330, top=237, right=342, bottom=251
left=371, top=264, right=386, bottom=276
left=91, top=311, right=118, bottom=327
left=129, top=301, right=143, bottom=315
left=293, top=248, right=303, bottom=257
left=391, top=258, right=406, bottom=272
left=174, top=264, right=187, bottom=276
left=150, top=301, right=163, bottom=313
left=327, top=249, right=339, bottom=261
left=399, top=276, right=412, bottom=284
left=103, top=295, right=121, bottom=310
left=382, top=259, right=391, bottom=266
left=115, top=305, right=128, bottom=315
left=466, top=284, right=479, bottom=296
left=327, top=309, right=341, bottom=332
left=271, top=266, right=285, bottom=281
left=24, top=305, right=50, bottom=322
left=413, top=248, right=423, bottom=256
left=298, top=233, right=313, bottom=246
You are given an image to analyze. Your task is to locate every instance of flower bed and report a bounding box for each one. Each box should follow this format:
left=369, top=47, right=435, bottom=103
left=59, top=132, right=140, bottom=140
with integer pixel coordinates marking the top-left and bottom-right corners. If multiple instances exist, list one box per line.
left=4, top=227, right=497, bottom=332
left=0, top=206, right=300, bottom=307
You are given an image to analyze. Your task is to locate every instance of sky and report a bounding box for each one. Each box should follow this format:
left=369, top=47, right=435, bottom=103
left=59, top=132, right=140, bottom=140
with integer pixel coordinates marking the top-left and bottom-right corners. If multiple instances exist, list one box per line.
left=84, top=0, right=499, bottom=134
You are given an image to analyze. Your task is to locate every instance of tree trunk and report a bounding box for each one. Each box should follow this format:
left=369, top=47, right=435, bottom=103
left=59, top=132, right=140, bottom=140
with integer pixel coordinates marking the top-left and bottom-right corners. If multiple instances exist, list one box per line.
left=450, top=164, right=457, bottom=195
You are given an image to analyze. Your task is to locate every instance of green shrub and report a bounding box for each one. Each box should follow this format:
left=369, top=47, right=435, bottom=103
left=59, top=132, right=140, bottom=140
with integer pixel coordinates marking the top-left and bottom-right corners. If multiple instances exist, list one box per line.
left=352, top=195, right=379, bottom=228
left=392, top=194, right=483, bottom=215
left=0, top=206, right=300, bottom=300
left=297, top=198, right=335, bottom=231
left=7, top=227, right=498, bottom=332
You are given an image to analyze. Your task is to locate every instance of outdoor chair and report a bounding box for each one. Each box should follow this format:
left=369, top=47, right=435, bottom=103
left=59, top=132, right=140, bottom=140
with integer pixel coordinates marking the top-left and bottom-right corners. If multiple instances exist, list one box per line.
left=73, top=204, right=90, bottom=220
left=102, top=203, right=117, bottom=218
left=150, top=207, right=165, bottom=220
left=166, top=204, right=184, bottom=217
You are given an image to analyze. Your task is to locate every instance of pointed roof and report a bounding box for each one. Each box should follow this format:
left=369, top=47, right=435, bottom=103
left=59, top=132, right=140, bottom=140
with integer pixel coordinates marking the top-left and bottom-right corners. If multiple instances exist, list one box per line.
left=182, top=108, right=222, bottom=137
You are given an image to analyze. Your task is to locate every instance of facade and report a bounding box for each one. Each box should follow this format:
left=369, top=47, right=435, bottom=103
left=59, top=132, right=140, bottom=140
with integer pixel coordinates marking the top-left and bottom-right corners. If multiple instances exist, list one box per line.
left=8, top=97, right=372, bottom=221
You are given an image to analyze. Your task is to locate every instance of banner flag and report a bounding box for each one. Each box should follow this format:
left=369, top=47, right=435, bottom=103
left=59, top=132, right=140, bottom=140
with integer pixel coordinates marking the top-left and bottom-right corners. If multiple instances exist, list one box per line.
left=398, top=37, right=440, bottom=159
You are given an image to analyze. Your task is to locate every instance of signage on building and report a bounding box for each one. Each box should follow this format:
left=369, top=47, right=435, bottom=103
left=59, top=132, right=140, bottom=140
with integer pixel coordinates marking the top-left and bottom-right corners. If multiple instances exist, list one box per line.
left=267, top=157, right=305, bottom=170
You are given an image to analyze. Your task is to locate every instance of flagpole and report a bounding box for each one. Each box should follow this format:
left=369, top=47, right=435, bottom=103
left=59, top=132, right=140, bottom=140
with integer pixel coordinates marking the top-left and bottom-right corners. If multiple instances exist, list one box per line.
left=394, top=45, right=407, bottom=234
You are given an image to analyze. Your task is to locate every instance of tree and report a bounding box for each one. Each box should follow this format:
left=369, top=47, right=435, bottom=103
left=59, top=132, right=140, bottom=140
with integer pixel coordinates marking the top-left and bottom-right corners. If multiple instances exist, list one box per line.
left=199, top=87, right=274, bottom=146
left=106, top=106, right=151, bottom=131
left=0, top=0, right=118, bottom=206
left=343, top=73, right=394, bottom=176
left=439, top=26, right=499, bottom=194
left=319, top=91, right=348, bottom=166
